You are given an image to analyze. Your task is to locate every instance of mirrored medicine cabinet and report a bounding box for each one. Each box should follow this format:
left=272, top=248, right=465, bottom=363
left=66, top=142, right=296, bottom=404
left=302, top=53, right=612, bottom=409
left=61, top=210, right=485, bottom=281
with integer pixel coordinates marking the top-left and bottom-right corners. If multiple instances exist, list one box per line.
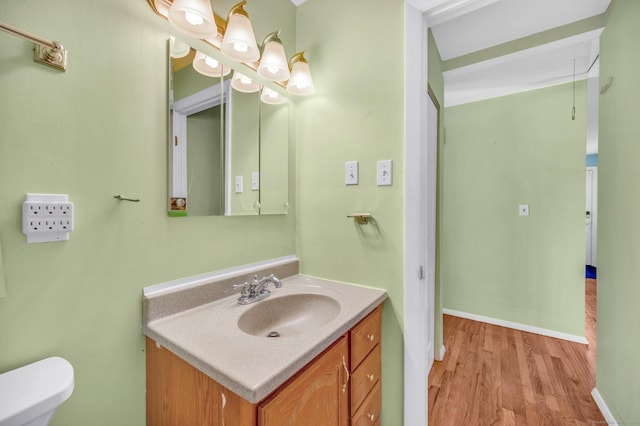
left=167, top=39, right=289, bottom=217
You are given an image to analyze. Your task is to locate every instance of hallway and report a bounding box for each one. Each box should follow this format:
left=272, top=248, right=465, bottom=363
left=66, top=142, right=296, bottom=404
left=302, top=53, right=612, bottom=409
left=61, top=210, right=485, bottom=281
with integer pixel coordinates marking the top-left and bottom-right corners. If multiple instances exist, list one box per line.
left=428, top=280, right=602, bottom=425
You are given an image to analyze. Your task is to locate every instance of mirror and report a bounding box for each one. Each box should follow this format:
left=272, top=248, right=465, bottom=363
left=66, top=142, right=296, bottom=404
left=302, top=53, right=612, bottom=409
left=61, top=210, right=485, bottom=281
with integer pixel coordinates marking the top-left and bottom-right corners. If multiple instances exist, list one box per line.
left=259, top=102, right=289, bottom=215
left=225, top=89, right=260, bottom=215
left=167, top=38, right=289, bottom=217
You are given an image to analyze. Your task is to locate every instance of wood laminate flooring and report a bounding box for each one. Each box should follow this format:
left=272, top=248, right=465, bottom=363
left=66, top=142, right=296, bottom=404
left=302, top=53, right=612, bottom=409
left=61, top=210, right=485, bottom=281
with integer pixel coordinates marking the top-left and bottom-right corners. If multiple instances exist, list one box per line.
left=428, top=279, right=602, bottom=425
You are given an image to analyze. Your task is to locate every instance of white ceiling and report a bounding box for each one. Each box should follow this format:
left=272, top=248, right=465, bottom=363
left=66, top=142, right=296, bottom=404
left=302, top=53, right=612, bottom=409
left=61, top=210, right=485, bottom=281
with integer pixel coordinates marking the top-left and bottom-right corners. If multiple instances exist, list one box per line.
left=444, top=29, right=602, bottom=106
left=430, top=0, right=610, bottom=60
left=429, top=0, right=610, bottom=112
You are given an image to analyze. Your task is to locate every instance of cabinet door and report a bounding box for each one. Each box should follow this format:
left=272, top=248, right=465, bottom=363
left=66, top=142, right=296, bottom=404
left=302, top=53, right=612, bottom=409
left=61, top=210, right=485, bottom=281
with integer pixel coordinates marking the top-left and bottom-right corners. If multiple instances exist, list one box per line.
left=258, top=336, right=349, bottom=426
left=146, top=337, right=256, bottom=426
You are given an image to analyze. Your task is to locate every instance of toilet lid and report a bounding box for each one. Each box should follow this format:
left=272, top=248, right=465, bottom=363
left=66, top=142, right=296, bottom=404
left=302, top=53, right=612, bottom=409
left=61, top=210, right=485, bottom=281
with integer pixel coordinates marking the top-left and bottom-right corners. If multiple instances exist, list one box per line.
left=0, top=357, right=74, bottom=425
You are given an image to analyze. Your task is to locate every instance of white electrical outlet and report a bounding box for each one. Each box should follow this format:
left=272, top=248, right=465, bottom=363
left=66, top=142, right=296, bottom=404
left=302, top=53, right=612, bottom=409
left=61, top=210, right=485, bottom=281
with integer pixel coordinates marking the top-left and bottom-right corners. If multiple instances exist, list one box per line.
left=22, top=194, right=74, bottom=243
left=235, top=176, right=243, bottom=193
left=25, top=219, right=43, bottom=233
left=377, top=160, right=393, bottom=186
left=251, top=172, right=259, bottom=191
left=345, top=161, right=359, bottom=185
left=519, top=204, right=529, bottom=216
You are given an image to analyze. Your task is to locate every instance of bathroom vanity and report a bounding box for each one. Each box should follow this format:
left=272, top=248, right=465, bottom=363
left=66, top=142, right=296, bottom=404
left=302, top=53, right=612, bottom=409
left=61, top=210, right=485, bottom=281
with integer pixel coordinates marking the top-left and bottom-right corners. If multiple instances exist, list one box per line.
left=142, top=258, right=386, bottom=425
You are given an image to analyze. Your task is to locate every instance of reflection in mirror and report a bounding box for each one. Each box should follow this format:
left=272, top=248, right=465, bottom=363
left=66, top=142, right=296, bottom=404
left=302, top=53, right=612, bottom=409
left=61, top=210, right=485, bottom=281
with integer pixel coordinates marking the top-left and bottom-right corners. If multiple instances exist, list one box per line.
left=260, top=102, right=289, bottom=214
left=169, top=45, right=227, bottom=216
left=0, top=241, right=5, bottom=297
left=167, top=38, right=289, bottom=217
left=226, top=89, right=260, bottom=215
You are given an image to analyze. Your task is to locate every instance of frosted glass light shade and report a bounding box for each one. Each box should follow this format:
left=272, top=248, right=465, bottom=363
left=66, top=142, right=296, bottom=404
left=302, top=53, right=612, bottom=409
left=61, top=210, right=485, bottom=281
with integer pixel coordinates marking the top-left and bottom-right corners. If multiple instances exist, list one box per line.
left=286, top=60, right=315, bottom=95
left=260, top=87, right=287, bottom=105
left=168, top=0, right=218, bottom=39
left=257, top=40, right=290, bottom=82
left=221, top=14, right=260, bottom=63
left=170, top=37, right=191, bottom=58
left=193, top=51, right=231, bottom=77
left=231, top=71, right=260, bottom=93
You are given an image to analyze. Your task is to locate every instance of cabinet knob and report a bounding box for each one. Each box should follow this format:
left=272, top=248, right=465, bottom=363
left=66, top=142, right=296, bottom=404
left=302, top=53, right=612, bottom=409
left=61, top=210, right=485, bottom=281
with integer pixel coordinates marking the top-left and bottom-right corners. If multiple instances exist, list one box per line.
left=368, top=413, right=376, bottom=421
left=367, top=373, right=375, bottom=382
left=367, top=334, right=375, bottom=342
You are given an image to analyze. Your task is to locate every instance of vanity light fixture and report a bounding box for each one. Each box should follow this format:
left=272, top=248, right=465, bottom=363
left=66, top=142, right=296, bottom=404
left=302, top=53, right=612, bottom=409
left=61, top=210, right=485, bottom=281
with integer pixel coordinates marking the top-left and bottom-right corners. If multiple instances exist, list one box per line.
left=147, top=0, right=316, bottom=96
left=260, top=87, right=287, bottom=105
left=231, top=71, right=260, bottom=93
left=193, top=50, right=231, bottom=77
left=257, top=31, right=290, bottom=82
left=286, top=52, right=315, bottom=96
left=168, top=0, right=218, bottom=39
left=221, top=1, right=260, bottom=63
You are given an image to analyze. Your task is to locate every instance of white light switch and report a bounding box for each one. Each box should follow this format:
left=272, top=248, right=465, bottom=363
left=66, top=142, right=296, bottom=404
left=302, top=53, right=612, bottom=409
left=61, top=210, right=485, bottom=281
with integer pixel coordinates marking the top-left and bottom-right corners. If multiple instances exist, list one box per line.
left=235, top=176, right=243, bottom=193
left=377, top=160, right=393, bottom=186
left=519, top=204, right=529, bottom=216
left=251, top=172, right=259, bottom=191
left=345, top=161, right=359, bottom=185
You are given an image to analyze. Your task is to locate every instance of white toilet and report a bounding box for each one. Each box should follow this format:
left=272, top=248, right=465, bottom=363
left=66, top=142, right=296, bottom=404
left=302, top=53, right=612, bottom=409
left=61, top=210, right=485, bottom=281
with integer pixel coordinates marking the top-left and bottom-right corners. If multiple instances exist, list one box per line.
left=0, top=357, right=74, bottom=426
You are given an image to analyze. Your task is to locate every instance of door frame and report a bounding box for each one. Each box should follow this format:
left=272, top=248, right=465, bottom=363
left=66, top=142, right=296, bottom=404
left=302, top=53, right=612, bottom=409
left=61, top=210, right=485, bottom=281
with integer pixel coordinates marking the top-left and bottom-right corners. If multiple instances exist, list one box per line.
left=403, top=4, right=431, bottom=425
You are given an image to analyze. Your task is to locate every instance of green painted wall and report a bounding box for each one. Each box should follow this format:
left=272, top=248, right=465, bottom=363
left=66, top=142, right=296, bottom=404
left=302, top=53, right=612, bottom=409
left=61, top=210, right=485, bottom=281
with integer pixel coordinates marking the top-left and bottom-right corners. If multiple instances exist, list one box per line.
left=0, top=0, right=295, bottom=424
left=428, top=29, right=445, bottom=359
left=186, top=106, right=224, bottom=216
left=229, top=90, right=260, bottom=215
left=260, top=103, right=289, bottom=215
left=442, top=82, right=587, bottom=336
left=294, top=0, right=405, bottom=423
left=596, top=0, right=640, bottom=421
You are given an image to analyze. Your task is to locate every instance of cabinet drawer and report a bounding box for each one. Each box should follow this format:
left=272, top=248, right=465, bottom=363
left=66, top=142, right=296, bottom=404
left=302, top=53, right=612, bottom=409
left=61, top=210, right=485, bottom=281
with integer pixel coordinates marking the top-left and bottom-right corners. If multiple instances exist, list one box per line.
left=350, top=382, right=381, bottom=426
left=350, top=305, right=382, bottom=369
left=350, top=344, right=381, bottom=414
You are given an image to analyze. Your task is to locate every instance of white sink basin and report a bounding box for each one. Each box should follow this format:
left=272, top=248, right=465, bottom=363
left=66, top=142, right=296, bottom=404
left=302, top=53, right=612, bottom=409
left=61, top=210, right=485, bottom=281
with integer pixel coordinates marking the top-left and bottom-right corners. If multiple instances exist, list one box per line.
left=237, top=293, right=341, bottom=337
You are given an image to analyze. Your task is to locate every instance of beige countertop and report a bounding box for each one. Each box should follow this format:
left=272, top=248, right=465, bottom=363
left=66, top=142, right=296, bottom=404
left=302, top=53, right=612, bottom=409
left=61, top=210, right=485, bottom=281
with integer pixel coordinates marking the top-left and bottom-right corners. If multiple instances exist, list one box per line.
left=143, top=273, right=387, bottom=403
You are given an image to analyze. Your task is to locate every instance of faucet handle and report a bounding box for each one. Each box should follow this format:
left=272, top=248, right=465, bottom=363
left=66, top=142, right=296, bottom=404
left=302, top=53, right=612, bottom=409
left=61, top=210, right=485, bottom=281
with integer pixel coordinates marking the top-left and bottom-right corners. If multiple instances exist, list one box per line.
left=232, top=281, right=251, bottom=296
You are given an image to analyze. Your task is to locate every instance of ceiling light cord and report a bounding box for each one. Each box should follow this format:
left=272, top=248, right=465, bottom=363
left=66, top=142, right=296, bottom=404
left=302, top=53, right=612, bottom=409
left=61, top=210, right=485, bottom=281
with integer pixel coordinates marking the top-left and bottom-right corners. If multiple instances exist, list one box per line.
left=572, top=59, right=576, bottom=121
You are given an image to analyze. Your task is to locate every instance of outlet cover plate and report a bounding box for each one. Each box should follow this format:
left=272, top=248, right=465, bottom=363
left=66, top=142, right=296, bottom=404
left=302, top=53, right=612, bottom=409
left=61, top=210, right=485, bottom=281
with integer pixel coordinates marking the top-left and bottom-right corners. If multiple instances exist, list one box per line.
left=22, top=193, right=74, bottom=243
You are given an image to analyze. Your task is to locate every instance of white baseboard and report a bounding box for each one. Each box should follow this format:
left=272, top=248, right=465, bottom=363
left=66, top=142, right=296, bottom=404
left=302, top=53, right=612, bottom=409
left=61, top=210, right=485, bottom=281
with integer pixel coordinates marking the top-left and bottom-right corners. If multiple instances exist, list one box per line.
left=442, top=308, right=588, bottom=344
left=436, top=345, right=446, bottom=361
left=591, top=388, right=618, bottom=425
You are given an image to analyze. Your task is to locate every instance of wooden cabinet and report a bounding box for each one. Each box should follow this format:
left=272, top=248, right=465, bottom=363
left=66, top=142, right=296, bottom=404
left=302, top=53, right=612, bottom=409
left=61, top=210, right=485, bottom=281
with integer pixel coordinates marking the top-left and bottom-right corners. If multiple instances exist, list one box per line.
left=258, top=336, right=349, bottom=426
left=146, top=338, right=256, bottom=426
left=146, top=304, right=382, bottom=426
left=349, top=304, right=382, bottom=425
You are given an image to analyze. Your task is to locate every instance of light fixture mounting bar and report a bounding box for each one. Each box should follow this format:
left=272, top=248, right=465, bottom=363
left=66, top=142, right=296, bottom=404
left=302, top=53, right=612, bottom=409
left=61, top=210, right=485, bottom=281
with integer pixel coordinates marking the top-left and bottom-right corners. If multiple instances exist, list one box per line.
left=0, top=21, right=68, bottom=71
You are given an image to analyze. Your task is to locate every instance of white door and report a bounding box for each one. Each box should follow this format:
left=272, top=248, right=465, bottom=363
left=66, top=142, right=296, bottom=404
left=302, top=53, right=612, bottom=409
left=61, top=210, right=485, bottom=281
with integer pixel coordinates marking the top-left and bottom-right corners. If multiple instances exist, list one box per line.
left=585, top=167, right=598, bottom=266
left=425, top=93, right=438, bottom=371
left=585, top=169, right=593, bottom=265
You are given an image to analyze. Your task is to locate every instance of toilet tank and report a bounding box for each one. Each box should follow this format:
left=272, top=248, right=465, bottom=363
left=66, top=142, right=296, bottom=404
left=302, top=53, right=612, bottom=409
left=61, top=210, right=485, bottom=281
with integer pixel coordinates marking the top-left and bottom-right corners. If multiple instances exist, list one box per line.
left=0, top=357, right=74, bottom=426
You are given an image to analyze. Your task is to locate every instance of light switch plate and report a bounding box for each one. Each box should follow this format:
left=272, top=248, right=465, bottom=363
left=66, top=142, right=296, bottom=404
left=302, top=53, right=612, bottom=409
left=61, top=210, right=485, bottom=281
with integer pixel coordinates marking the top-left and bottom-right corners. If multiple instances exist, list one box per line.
left=251, top=172, right=259, bottom=191
left=235, top=176, right=243, bottom=193
left=377, top=160, right=393, bottom=186
left=345, top=161, right=359, bottom=185
left=519, top=204, right=529, bottom=216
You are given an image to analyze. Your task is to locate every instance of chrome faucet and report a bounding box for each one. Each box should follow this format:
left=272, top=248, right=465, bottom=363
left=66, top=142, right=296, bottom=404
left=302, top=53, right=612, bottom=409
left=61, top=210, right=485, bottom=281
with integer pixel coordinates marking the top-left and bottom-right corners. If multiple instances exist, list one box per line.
left=232, top=274, right=282, bottom=305
left=254, top=274, right=282, bottom=294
